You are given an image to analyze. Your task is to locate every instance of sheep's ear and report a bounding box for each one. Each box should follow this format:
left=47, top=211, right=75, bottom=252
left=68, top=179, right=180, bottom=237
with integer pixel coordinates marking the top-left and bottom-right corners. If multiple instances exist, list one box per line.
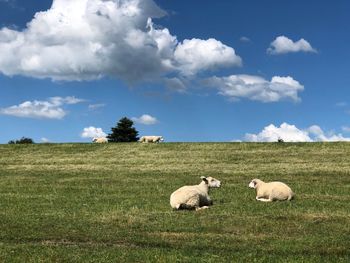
left=201, top=176, right=208, bottom=183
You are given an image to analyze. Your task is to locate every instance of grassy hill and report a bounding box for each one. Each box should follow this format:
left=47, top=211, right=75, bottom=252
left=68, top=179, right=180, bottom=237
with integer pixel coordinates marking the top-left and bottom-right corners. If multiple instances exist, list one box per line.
left=0, top=143, right=349, bottom=262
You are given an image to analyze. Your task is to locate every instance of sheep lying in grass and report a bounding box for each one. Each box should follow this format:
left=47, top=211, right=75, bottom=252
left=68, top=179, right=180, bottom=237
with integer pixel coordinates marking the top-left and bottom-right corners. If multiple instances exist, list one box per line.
left=170, top=176, right=221, bottom=211
left=139, top=136, right=164, bottom=143
left=92, top=137, right=108, bottom=143
left=249, top=179, right=294, bottom=202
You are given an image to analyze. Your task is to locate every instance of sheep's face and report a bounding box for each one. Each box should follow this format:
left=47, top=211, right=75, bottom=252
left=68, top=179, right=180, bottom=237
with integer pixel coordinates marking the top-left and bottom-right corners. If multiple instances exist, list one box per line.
left=159, top=137, right=164, bottom=142
left=201, top=176, right=221, bottom=188
left=249, top=179, right=260, bottom=189
left=92, top=138, right=98, bottom=142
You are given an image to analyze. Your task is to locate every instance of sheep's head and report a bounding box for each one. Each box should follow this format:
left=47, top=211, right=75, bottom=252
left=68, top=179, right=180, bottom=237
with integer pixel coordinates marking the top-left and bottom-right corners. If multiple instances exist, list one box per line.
left=249, top=179, right=263, bottom=189
left=159, top=136, right=164, bottom=142
left=201, top=176, right=221, bottom=188
left=92, top=138, right=98, bottom=142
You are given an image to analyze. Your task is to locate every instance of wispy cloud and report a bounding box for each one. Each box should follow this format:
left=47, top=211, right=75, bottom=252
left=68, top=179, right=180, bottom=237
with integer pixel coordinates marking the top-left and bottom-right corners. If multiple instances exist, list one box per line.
left=239, top=36, right=251, bottom=43
left=0, top=0, right=21, bottom=10
left=0, top=0, right=14, bottom=5
left=267, top=36, right=317, bottom=55
left=336, top=102, right=347, bottom=107
left=88, top=103, right=106, bottom=111
left=164, top=77, right=187, bottom=93
left=0, top=96, right=84, bottom=119
left=41, top=137, right=50, bottom=143
left=341, top=126, right=350, bottom=133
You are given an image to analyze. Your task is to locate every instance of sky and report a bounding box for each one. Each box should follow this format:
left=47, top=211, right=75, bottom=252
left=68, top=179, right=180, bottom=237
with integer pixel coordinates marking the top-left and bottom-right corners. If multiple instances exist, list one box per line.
left=1, top=0, right=350, bottom=143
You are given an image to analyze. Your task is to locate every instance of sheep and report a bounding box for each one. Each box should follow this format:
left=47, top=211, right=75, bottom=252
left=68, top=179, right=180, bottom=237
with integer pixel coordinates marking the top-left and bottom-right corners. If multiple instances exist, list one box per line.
left=139, top=136, right=164, bottom=143
left=248, top=179, right=294, bottom=202
left=92, top=137, right=108, bottom=143
left=170, top=176, right=221, bottom=211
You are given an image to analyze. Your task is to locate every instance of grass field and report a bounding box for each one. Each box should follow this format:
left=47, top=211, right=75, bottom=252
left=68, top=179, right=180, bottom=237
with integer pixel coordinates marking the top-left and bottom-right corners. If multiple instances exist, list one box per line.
left=0, top=142, right=349, bottom=262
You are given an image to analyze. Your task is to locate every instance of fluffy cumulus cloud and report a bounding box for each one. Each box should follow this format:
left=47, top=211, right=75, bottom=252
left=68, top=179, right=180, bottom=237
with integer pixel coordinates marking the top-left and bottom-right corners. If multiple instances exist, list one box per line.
left=132, top=114, right=158, bottom=125
left=267, top=36, right=317, bottom=55
left=0, top=96, right=84, bottom=119
left=205, top=75, right=304, bottom=102
left=174, top=38, right=241, bottom=76
left=0, top=0, right=240, bottom=83
left=81, top=126, right=107, bottom=138
left=245, top=123, right=312, bottom=142
left=307, top=125, right=350, bottom=142
left=245, top=123, right=350, bottom=142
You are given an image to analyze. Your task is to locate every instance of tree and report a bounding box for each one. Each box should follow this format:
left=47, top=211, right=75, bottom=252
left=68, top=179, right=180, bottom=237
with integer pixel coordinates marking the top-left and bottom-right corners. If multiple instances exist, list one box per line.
left=8, top=137, right=34, bottom=144
left=107, top=117, right=139, bottom=142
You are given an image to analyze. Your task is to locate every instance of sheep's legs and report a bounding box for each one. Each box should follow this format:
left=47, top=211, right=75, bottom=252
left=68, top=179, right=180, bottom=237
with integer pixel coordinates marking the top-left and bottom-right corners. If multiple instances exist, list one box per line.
left=256, top=197, right=272, bottom=202
left=195, top=206, right=209, bottom=211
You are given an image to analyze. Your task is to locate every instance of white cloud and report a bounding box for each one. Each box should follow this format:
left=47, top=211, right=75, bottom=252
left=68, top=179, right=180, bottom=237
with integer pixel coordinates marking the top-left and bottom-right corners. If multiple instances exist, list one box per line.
left=81, top=126, right=106, bottom=138
left=0, top=0, right=241, bottom=83
left=308, top=125, right=350, bottom=142
left=164, top=77, right=187, bottom=93
left=205, top=74, right=304, bottom=102
left=307, top=125, right=324, bottom=136
left=245, top=123, right=312, bottom=142
left=132, top=114, right=158, bottom=125
left=267, top=36, right=317, bottom=55
left=0, top=96, right=84, bottom=119
left=239, top=36, right=251, bottom=42
left=49, top=96, right=85, bottom=105
left=245, top=123, right=350, bottom=142
left=88, top=103, right=106, bottom=110
left=174, top=38, right=242, bottom=76
left=41, top=137, right=50, bottom=143
left=0, top=0, right=16, bottom=6
left=342, top=126, right=350, bottom=133
left=336, top=102, right=347, bottom=107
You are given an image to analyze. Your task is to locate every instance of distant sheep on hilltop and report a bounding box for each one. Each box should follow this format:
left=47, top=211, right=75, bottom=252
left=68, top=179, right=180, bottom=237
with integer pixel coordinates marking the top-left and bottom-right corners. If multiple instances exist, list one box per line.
left=92, top=137, right=108, bottom=143
left=139, top=136, right=164, bottom=143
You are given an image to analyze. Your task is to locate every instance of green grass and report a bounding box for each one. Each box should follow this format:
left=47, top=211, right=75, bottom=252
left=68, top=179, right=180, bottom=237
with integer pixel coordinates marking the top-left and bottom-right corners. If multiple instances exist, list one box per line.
left=0, top=142, right=349, bottom=262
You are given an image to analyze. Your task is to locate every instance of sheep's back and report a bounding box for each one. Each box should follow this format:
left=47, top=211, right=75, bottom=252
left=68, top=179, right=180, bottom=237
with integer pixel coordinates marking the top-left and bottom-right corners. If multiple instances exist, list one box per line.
left=170, top=186, right=203, bottom=207
left=267, top=182, right=293, bottom=200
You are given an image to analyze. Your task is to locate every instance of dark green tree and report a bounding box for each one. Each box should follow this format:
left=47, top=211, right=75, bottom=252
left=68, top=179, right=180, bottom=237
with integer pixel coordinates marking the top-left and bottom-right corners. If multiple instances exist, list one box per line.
left=107, top=117, right=139, bottom=142
left=8, top=137, right=34, bottom=144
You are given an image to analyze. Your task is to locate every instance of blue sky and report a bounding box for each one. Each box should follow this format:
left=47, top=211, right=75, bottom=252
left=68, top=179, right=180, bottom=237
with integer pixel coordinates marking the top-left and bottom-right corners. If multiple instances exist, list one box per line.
left=1, top=0, right=350, bottom=143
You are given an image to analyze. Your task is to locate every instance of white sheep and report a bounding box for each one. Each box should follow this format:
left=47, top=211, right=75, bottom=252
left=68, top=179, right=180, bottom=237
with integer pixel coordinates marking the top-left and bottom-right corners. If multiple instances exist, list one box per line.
left=139, top=136, right=164, bottom=143
left=92, top=137, right=108, bottom=143
left=248, top=179, right=294, bottom=202
left=170, top=176, right=221, bottom=211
